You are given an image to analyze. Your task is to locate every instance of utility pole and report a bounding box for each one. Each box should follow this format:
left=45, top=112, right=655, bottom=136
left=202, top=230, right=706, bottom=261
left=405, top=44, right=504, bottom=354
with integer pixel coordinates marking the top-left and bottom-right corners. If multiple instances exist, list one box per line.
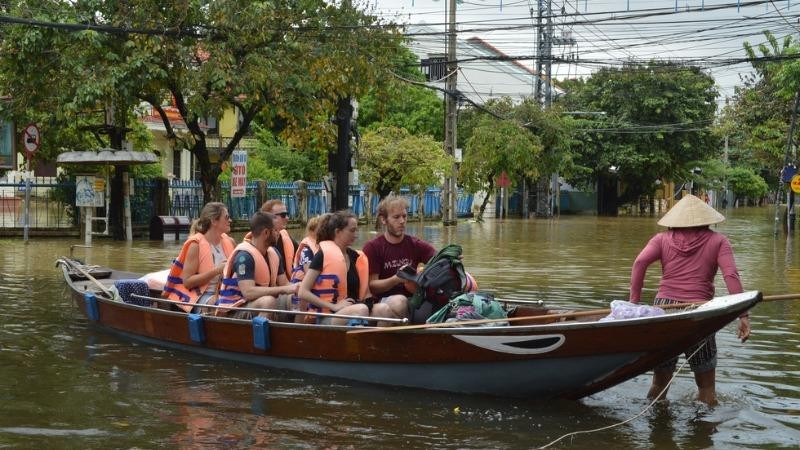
left=442, top=0, right=458, bottom=225
left=775, top=91, right=800, bottom=235
left=534, top=0, right=554, bottom=217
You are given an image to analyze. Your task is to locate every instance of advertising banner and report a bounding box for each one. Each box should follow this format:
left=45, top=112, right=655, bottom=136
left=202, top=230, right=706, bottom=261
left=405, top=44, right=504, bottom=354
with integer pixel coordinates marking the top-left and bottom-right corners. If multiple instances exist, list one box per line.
left=231, top=150, right=247, bottom=198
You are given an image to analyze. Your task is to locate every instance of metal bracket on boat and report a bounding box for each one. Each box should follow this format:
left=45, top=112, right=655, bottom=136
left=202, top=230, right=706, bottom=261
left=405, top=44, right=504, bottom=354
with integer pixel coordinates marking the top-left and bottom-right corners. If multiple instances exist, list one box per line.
left=84, top=292, right=100, bottom=321
left=252, top=317, right=271, bottom=350
left=187, top=314, right=206, bottom=343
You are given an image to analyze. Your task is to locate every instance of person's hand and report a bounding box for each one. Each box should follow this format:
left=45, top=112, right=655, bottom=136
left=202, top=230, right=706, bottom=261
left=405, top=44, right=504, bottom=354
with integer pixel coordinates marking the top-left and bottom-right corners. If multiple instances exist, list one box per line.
left=215, top=260, right=226, bottom=275
left=737, top=316, right=751, bottom=343
left=332, top=298, right=355, bottom=312
left=284, top=283, right=299, bottom=295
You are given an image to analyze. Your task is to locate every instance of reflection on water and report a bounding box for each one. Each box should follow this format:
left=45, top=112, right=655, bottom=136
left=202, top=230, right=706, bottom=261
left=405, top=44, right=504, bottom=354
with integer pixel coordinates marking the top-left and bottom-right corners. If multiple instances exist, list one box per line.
left=1, top=207, right=800, bottom=448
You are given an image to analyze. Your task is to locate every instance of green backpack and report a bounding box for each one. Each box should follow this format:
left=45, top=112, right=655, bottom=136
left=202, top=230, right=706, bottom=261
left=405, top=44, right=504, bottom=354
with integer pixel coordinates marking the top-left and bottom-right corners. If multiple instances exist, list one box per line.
left=427, top=291, right=508, bottom=325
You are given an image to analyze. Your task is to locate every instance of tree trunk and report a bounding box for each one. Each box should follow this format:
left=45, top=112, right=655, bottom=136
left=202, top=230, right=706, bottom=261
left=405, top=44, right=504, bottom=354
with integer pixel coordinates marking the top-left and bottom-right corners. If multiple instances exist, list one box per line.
left=477, top=179, right=495, bottom=222
left=535, top=175, right=551, bottom=217
left=109, top=167, right=125, bottom=240
left=597, top=175, right=619, bottom=216
left=192, top=140, right=221, bottom=204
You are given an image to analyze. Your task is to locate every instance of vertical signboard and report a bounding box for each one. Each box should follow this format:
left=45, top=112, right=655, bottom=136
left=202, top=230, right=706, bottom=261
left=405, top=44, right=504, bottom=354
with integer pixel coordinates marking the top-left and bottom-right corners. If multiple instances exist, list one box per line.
left=230, top=150, right=247, bottom=198
left=75, top=175, right=97, bottom=207
left=0, top=120, right=14, bottom=170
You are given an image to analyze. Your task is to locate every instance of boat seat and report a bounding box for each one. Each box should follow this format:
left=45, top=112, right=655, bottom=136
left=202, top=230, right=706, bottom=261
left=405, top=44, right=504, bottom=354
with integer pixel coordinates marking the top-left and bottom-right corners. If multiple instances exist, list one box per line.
left=114, top=279, right=151, bottom=306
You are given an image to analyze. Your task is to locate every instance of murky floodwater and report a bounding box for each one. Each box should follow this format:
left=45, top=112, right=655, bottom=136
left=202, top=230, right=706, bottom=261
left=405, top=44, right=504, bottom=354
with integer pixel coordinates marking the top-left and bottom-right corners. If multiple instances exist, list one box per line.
left=1, top=207, right=800, bottom=449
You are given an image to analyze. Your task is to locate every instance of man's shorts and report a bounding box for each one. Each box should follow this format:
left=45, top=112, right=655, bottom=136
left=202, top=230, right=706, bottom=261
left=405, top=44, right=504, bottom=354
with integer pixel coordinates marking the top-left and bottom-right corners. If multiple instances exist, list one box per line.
left=653, top=298, right=717, bottom=374
left=232, top=293, right=293, bottom=321
left=191, top=292, right=217, bottom=314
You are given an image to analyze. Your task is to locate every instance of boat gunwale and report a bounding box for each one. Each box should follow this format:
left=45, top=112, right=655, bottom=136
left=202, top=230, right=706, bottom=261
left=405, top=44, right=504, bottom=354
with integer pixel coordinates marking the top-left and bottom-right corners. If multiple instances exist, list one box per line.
left=58, top=259, right=759, bottom=336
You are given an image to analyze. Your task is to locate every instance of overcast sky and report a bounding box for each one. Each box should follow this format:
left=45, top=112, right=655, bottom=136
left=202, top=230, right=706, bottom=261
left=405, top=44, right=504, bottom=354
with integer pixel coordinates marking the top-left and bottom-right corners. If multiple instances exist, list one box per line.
left=368, top=0, right=800, bottom=106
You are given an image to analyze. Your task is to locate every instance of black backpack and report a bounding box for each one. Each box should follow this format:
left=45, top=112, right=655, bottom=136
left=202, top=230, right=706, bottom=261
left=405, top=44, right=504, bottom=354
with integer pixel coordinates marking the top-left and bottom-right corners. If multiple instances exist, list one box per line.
left=397, top=244, right=467, bottom=309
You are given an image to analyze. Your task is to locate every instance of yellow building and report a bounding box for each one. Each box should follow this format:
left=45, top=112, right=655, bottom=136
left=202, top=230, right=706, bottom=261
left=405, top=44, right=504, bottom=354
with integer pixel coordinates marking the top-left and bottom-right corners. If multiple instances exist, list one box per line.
left=139, top=101, right=257, bottom=181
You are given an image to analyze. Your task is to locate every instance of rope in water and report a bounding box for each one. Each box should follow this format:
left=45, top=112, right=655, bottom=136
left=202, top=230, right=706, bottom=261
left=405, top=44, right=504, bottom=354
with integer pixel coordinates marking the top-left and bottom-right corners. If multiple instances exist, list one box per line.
left=536, top=345, right=704, bottom=450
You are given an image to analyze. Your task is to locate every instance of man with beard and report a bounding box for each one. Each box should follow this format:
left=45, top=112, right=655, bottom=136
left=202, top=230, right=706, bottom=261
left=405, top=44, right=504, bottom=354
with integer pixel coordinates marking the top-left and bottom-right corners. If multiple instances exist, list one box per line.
left=363, top=195, right=436, bottom=322
left=217, top=211, right=297, bottom=320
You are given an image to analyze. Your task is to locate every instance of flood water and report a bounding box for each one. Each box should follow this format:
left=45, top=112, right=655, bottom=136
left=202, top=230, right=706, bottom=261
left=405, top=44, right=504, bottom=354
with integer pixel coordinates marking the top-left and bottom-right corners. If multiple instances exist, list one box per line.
left=1, top=207, right=800, bottom=449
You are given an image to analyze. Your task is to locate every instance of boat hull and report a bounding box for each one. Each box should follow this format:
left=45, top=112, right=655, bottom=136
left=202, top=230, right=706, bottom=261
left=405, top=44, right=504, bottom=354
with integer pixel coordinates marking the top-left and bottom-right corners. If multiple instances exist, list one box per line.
left=60, top=261, right=760, bottom=400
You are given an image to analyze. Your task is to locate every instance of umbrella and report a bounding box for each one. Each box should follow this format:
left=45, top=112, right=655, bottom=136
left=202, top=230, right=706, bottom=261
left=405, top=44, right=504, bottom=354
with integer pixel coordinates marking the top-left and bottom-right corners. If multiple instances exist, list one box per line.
left=57, top=148, right=160, bottom=243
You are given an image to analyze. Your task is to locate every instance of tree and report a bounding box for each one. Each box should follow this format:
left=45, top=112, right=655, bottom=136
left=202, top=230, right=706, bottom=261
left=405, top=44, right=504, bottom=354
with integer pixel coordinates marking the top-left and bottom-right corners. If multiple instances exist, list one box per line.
left=727, top=167, right=769, bottom=204
left=0, top=0, right=405, bottom=206
left=560, top=63, right=718, bottom=215
left=218, top=126, right=324, bottom=183
left=357, top=47, right=444, bottom=140
left=460, top=99, right=543, bottom=221
left=357, top=126, right=451, bottom=200
left=715, top=31, right=797, bottom=191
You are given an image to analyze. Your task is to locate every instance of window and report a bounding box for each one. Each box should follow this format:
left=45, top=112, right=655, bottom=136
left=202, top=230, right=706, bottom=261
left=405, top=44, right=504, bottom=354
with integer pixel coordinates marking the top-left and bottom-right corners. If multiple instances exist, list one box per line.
left=201, top=116, right=218, bottom=135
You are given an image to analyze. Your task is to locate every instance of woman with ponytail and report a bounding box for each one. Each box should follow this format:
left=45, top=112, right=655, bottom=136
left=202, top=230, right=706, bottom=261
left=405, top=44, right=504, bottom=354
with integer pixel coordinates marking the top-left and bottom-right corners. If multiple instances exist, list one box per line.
left=162, top=202, right=236, bottom=313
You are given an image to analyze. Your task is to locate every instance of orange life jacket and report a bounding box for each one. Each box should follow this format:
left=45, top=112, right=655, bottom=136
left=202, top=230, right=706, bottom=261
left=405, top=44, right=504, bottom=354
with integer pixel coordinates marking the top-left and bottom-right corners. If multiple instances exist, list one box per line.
left=216, top=242, right=280, bottom=313
left=162, top=233, right=235, bottom=312
left=290, top=236, right=320, bottom=285
left=310, top=240, right=369, bottom=314
left=243, top=228, right=296, bottom=275
left=277, top=229, right=296, bottom=276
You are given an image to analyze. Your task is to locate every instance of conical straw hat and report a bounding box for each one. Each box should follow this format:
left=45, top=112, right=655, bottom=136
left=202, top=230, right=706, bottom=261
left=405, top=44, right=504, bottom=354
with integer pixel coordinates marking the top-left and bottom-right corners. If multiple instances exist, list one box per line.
left=657, top=194, right=725, bottom=228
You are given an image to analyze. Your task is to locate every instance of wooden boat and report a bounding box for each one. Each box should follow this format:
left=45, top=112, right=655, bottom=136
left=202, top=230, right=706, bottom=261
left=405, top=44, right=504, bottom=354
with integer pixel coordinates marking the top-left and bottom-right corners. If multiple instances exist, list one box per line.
left=56, top=257, right=760, bottom=400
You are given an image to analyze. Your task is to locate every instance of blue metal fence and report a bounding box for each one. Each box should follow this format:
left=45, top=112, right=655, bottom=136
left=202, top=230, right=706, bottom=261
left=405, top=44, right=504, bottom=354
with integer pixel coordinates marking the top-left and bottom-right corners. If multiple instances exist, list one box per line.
left=169, top=180, right=473, bottom=220
left=131, top=179, right=157, bottom=225
left=0, top=177, right=474, bottom=229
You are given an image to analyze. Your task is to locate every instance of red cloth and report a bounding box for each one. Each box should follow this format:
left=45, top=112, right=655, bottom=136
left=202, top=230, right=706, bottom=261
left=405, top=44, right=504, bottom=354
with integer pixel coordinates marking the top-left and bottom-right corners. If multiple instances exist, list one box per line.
left=629, top=228, right=743, bottom=303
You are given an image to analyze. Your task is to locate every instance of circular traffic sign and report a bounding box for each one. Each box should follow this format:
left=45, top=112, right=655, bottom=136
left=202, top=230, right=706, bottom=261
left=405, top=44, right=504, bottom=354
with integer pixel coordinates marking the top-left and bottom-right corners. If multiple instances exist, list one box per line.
left=22, top=123, right=40, bottom=154
left=791, top=175, right=800, bottom=194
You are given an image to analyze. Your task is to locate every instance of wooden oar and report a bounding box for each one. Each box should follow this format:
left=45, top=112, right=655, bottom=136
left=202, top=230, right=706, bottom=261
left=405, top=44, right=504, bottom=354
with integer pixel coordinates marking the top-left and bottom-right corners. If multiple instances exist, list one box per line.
left=348, top=307, right=617, bottom=335
left=58, top=258, right=115, bottom=298
left=763, top=293, right=800, bottom=302
left=347, top=293, right=800, bottom=335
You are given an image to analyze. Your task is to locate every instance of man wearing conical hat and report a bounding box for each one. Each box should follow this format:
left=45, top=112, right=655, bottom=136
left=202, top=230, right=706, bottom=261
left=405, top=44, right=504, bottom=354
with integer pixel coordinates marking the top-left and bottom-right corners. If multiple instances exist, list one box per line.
left=629, top=194, right=751, bottom=406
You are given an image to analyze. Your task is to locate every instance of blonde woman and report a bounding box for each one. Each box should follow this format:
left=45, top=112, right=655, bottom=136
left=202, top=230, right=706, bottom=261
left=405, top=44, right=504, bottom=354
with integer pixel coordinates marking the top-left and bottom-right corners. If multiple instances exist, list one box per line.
left=162, top=202, right=235, bottom=313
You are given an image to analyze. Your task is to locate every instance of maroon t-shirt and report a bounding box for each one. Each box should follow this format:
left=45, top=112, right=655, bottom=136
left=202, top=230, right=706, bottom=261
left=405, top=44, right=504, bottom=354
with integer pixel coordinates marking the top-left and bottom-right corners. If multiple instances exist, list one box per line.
left=362, top=234, right=436, bottom=297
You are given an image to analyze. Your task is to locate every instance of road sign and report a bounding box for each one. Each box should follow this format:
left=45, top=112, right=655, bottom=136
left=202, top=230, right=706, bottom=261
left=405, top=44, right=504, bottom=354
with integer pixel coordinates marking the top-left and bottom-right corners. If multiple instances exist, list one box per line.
left=496, top=171, right=511, bottom=188
left=22, top=123, right=40, bottom=154
left=791, top=175, right=800, bottom=194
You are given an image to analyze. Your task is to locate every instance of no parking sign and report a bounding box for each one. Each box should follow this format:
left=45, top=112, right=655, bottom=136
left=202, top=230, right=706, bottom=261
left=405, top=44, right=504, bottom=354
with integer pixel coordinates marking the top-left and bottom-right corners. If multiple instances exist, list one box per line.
left=22, top=123, right=40, bottom=157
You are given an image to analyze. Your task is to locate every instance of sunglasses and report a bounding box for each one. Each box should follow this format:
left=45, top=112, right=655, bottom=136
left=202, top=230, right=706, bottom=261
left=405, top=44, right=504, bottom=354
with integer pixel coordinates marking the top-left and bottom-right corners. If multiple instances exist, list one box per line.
left=275, top=212, right=289, bottom=218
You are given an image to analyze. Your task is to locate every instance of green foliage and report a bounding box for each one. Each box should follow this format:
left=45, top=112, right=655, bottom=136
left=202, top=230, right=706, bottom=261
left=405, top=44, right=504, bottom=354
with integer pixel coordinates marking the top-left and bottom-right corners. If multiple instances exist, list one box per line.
left=218, top=151, right=284, bottom=183
left=131, top=163, right=163, bottom=179
left=460, top=99, right=543, bottom=194
left=560, top=63, right=718, bottom=204
left=252, top=127, right=325, bottom=181
left=357, top=47, right=444, bottom=140
left=727, top=167, right=769, bottom=200
left=357, top=126, right=451, bottom=198
left=0, top=0, right=405, bottom=203
left=717, top=30, right=798, bottom=195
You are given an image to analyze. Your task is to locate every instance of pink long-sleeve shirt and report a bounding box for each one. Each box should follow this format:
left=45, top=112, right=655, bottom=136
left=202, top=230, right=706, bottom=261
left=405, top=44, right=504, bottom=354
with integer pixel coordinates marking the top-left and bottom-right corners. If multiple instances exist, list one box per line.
left=629, top=228, right=743, bottom=303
